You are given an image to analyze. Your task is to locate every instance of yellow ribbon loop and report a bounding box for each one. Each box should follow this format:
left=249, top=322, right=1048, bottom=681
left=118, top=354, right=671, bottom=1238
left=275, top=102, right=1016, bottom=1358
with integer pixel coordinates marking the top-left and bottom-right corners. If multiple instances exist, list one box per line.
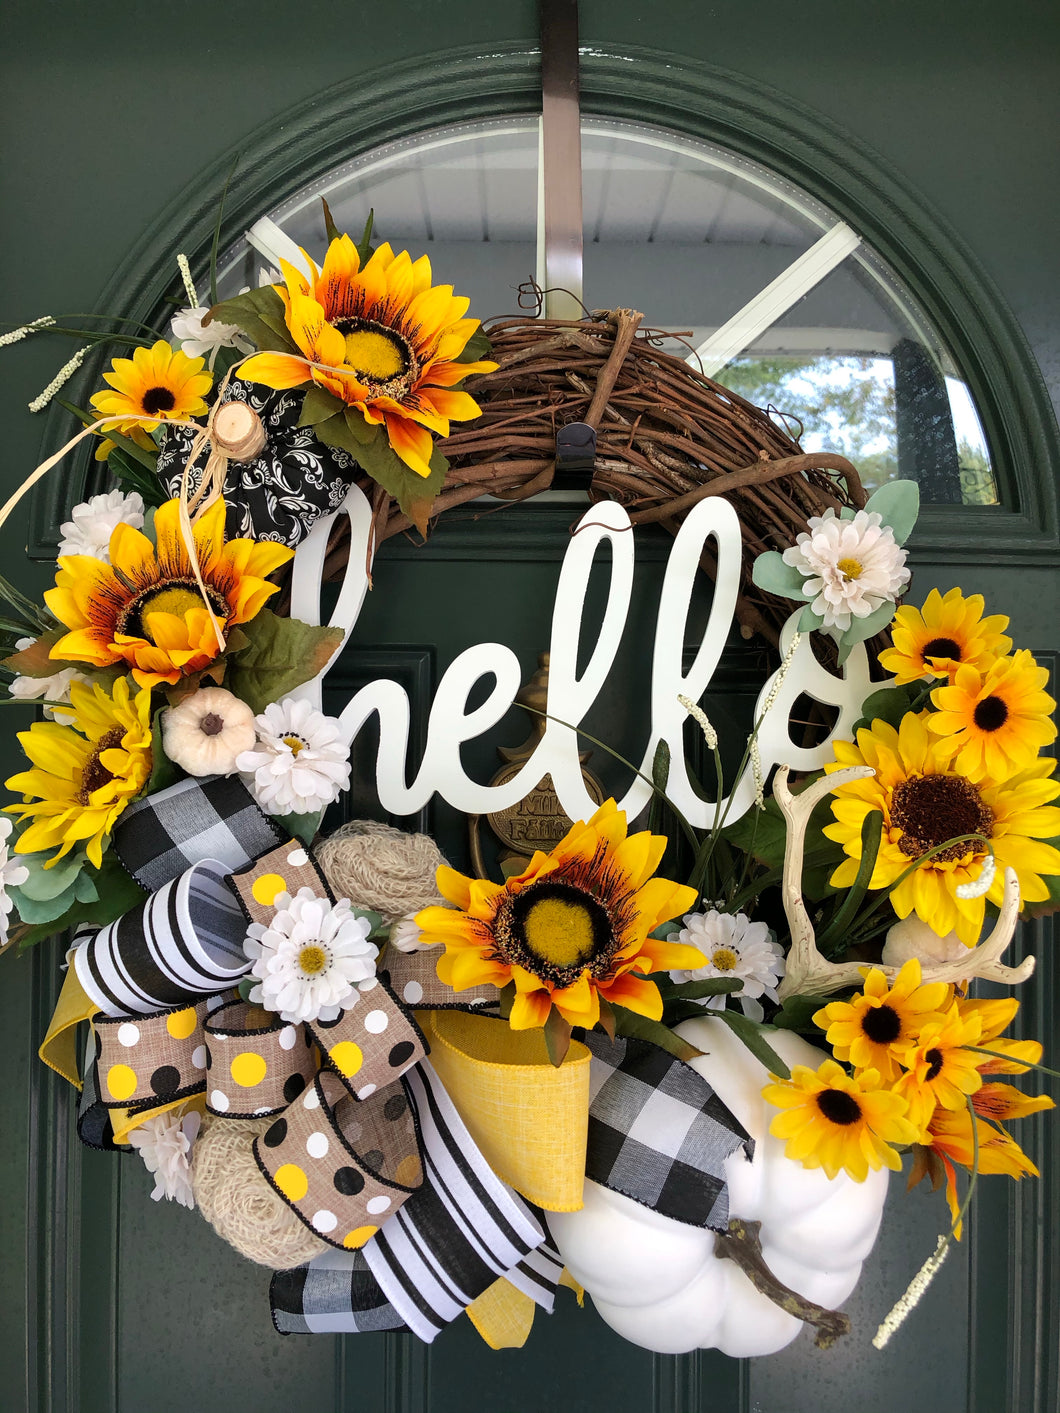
left=38, top=966, right=99, bottom=1089
left=465, top=1278, right=537, bottom=1350
left=417, top=1010, right=590, bottom=1212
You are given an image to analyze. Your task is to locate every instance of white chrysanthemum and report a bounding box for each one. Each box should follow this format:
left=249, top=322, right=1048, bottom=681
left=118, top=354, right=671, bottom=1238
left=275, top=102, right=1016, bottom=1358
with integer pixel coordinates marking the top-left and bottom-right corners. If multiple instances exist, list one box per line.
left=58, top=489, right=145, bottom=562
left=781, top=508, right=910, bottom=631
left=8, top=637, right=89, bottom=721
left=669, top=910, right=785, bottom=1021
left=162, top=686, right=257, bottom=777
left=236, top=697, right=352, bottom=816
left=244, top=887, right=378, bottom=1023
left=170, top=305, right=253, bottom=361
left=0, top=817, right=29, bottom=947
left=388, top=915, right=440, bottom=952
left=127, top=1108, right=200, bottom=1208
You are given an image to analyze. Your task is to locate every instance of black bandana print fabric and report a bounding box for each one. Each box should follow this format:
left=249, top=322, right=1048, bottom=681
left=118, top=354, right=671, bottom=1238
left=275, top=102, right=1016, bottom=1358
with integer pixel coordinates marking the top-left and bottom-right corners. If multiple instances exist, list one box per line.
left=156, top=378, right=359, bottom=546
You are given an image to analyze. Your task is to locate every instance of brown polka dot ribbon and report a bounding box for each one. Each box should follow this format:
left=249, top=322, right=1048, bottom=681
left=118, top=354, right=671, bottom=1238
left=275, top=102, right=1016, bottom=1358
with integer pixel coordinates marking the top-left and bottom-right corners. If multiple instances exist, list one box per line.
left=253, top=1069, right=424, bottom=1250
left=203, top=1000, right=318, bottom=1118
left=94, top=999, right=214, bottom=1110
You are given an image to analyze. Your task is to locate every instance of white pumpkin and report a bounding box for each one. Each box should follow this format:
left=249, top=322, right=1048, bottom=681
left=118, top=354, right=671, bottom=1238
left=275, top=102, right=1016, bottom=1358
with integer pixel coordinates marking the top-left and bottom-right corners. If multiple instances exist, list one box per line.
left=549, top=1017, right=888, bottom=1357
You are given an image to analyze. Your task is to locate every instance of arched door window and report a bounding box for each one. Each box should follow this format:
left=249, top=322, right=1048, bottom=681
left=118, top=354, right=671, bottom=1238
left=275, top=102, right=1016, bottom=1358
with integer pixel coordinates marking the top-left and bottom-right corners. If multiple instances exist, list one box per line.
left=217, top=117, right=996, bottom=506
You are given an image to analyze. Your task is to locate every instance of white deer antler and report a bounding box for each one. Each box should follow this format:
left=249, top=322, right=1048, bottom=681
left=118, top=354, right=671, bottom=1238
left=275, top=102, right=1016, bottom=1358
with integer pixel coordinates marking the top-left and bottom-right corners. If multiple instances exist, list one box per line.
left=774, top=764, right=1033, bottom=1001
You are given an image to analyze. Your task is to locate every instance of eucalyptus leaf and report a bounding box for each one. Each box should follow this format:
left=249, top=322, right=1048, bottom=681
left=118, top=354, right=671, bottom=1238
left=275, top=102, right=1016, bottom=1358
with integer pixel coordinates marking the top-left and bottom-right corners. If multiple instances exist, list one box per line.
left=711, top=1009, right=791, bottom=1079
left=864, top=479, right=920, bottom=545
left=835, top=599, right=898, bottom=664
left=798, top=602, right=823, bottom=632
left=9, top=849, right=87, bottom=902
left=9, top=877, right=81, bottom=923
left=225, top=609, right=344, bottom=716
left=751, top=550, right=810, bottom=602
left=14, top=856, right=145, bottom=949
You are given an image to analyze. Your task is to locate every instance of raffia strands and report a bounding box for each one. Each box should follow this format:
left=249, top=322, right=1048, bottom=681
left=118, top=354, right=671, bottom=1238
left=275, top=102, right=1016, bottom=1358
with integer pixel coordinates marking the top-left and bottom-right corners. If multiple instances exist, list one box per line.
left=314, top=310, right=866, bottom=645
left=315, top=820, right=447, bottom=924
left=193, top=1115, right=328, bottom=1268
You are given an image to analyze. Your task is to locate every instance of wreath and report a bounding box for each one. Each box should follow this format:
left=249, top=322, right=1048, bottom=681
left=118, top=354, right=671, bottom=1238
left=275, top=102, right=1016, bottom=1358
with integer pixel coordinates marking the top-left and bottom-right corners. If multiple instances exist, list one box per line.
left=1, top=207, right=1056, bottom=1356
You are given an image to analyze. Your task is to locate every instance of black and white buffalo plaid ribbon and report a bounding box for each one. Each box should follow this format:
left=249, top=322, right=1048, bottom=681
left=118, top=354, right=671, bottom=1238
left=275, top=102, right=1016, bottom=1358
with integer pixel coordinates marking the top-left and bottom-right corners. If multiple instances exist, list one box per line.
left=582, top=1032, right=753, bottom=1231
left=113, top=775, right=285, bottom=893
left=271, top=1060, right=563, bottom=1339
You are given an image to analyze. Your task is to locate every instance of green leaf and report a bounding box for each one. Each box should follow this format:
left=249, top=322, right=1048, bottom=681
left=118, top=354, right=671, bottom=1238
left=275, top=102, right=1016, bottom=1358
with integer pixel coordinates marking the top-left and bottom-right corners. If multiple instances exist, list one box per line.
left=224, top=608, right=345, bottom=715
left=835, top=599, right=898, bottom=664
left=312, top=410, right=375, bottom=460
left=238, top=976, right=257, bottom=1002
left=864, top=479, right=920, bottom=545
left=354, top=908, right=388, bottom=942
left=543, top=1006, right=572, bottom=1067
left=298, top=386, right=345, bottom=428
left=455, top=327, right=493, bottom=364
left=327, top=424, right=447, bottom=538
left=651, top=738, right=671, bottom=795
left=664, top=977, right=744, bottom=1001
left=596, top=995, right=617, bottom=1042
left=496, top=981, right=515, bottom=1020
left=354, top=209, right=375, bottom=265
left=611, top=1003, right=704, bottom=1062
left=712, top=1010, right=791, bottom=1079
left=0, top=575, right=55, bottom=635
left=58, top=399, right=161, bottom=471
left=321, top=196, right=342, bottom=246
left=852, top=680, right=924, bottom=735
left=816, top=809, right=883, bottom=952
left=770, top=994, right=826, bottom=1033
left=275, top=808, right=325, bottom=847
left=2, top=628, right=69, bottom=678
left=141, top=706, right=180, bottom=797
left=9, top=848, right=87, bottom=903
left=14, top=854, right=146, bottom=949
left=205, top=285, right=300, bottom=356
left=751, top=550, right=810, bottom=602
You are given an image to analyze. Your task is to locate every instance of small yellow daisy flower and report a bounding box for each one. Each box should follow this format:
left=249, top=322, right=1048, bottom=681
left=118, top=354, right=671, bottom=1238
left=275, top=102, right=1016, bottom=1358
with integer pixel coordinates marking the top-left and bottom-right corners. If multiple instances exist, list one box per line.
left=814, top=959, right=950, bottom=1083
left=878, top=587, right=1011, bottom=685
left=927, top=649, right=1057, bottom=780
left=763, top=1059, right=919, bottom=1182
left=892, top=1002, right=985, bottom=1133
left=90, top=339, right=212, bottom=436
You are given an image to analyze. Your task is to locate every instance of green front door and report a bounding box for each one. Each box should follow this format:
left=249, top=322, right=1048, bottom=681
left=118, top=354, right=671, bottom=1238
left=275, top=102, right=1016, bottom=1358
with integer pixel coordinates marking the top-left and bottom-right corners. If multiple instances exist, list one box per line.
left=2, top=4, right=1057, bottom=1411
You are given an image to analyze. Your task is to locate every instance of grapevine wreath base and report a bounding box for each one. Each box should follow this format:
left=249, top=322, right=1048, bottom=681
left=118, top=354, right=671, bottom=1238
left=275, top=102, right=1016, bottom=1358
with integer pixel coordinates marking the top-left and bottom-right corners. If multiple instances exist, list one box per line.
left=1, top=210, right=1054, bottom=1358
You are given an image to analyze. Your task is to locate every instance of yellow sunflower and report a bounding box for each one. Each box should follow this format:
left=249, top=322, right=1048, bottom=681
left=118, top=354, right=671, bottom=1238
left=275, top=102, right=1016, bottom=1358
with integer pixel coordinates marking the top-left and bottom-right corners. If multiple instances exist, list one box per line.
left=763, top=1059, right=918, bottom=1182
left=825, top=711, right=1060, bottom=946
left=5, top=676, right=151, bottom=867
left=927, top=649, right=1056, bottom=779
left=89, top=340, right=212, bottom=435
left=45, top=497, right=292, bottom=689
left=415, top=799, right=701, bottom=1031
left=892, top=1001, right=985, bottom=1133
left=813, top=958, right=949, bottom=1083
left=878, top=587, right=1011, bottom=685
left=239, top=236, right=496, bottom=478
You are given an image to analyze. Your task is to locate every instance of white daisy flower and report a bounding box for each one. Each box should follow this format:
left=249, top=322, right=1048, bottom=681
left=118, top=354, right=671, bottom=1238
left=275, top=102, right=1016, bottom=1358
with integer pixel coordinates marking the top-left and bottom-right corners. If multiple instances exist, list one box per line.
left=127, top=1108, right=201, bottom=1208
left=387, top=915, right=439, bottom=952
left=236, top=696, right=352, bottom=816
left=7, top=637, right=88, bottom=721
left=58, top=489, right=145, bottom=562
left=669, top=910, right=786, bottom=1021
left=162, top=686, right=257, bottom=777
left=782, top=507, right=910, bottom=631
left=244, top=887, right=378, bottom=1024
left=0, top=817, right=29, bottom=947
left=170, top=305, right=253, bottom=363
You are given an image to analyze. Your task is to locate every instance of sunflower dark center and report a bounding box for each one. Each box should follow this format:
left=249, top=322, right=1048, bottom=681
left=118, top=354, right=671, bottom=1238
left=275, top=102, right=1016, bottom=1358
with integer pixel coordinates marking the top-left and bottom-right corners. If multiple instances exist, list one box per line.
left=861, top=1003, right=902, bottom=1044
left=973, top=695, right=1009, bottom=732
left=816, top=1089, right=862, bottom=1126
left=922, top=636, right=961, bottom=661
left=141, top=386, right=176, bottom=415
left=117, top=578, right=229, bottom=644
left=925, top=1048, right=944, bottom=1081
left=891, top=773, right=993, bottom=862
left=78, top=727, right=125, bottom=803
left=331, top=317, right=416, bottom=395
left=493, top=879, right=617, bottom=987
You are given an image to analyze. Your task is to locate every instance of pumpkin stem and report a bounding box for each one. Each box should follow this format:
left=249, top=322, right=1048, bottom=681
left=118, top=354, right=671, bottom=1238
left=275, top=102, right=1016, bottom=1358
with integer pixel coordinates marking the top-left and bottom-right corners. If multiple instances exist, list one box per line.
left=712, top=1217, right=851, bottom=1349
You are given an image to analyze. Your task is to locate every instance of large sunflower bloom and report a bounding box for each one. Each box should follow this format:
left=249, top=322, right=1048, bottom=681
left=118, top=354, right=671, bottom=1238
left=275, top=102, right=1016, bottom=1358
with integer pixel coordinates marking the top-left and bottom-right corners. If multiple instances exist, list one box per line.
left=5, top=676, right=151, bottom=867
left=89, top=340, right=212, bottom=435
left=45, top=497, right=292, bottom=689
left=927, top=649, right=1056, bottom=779
left=415, top=799, right=701, bottom=1031
left=878, top=587, right=1011, bottom=685
left=813, top=958, right=949, bottom=1083
left=825, top=711, right=1060, bottom=946
left=240, top=236, right=497, bottom=478
left=763, top=1059, right=919, bottom=1182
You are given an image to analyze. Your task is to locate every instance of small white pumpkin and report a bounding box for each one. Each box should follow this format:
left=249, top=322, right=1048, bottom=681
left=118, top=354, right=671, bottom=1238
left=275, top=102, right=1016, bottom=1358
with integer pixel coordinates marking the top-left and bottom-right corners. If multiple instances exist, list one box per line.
left=162, top=687, right=257, bottom=777
left=549, top=1017, right=888, bottom=1357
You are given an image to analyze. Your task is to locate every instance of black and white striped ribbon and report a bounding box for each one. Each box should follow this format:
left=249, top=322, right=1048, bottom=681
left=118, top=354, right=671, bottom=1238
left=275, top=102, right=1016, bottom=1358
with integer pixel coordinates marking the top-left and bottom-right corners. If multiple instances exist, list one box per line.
left=73, top=859, right=249, bottom=1017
